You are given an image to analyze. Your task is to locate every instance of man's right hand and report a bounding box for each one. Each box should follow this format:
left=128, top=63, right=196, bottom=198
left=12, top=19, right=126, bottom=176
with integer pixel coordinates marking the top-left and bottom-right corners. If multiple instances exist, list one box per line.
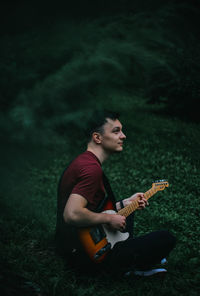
left=107, top=213, right=126, bottom=232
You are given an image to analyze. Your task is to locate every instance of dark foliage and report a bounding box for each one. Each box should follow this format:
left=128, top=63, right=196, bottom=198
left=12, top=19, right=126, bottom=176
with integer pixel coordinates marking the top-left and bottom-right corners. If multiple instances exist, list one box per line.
left=0, top=1, right=200, bottom=146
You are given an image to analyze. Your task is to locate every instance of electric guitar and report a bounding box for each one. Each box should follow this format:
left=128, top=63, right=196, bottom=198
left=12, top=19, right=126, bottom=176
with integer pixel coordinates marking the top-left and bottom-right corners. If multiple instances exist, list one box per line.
left=78, top=180, right=169, bottom=263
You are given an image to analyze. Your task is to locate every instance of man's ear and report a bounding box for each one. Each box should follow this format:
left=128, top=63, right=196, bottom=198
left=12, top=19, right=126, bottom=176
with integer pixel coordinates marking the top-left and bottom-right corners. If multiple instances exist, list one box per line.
left=92, top=132, right=102, bottom=144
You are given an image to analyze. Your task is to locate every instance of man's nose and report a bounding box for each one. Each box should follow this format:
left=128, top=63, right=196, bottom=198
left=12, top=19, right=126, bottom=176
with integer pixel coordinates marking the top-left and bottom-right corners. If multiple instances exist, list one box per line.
left=120, top=131, right=126, bottom=139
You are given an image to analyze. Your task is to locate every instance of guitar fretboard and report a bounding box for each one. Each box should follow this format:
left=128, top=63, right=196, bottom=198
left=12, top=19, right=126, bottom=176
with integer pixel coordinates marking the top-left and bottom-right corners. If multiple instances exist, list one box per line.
left=118, top=187, right=157, bottom=217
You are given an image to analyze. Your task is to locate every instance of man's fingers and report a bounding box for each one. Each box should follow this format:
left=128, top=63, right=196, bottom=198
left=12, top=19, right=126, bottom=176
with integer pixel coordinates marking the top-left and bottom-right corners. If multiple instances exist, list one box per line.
left=121, top=218, right=126, bottom=229
left=138, top=198, right=149, bottom=208
left=120, top=222, right=126, bottom=231
left=138, top=192, right=145, bottom=198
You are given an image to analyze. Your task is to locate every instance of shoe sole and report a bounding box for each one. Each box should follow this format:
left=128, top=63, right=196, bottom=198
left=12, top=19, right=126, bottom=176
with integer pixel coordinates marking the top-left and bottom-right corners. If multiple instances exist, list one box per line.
left=125, top=269, right=167, bottom=278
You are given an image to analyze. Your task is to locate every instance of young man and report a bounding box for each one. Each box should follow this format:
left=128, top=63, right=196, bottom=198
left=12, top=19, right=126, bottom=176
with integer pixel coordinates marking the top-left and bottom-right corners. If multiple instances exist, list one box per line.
left=55, top=110, right=176, bottom=276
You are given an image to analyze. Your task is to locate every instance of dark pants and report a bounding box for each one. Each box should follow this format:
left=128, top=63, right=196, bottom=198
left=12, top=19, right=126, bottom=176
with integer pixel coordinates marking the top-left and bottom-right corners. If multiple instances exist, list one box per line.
left=105, top=229, right=176, bottom=273
left=66, top=215, right=176, bottom=275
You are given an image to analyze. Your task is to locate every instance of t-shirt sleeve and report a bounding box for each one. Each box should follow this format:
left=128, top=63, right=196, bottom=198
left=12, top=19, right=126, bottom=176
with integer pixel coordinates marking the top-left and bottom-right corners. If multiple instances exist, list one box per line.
left=71, top=164, right=102, bottom=204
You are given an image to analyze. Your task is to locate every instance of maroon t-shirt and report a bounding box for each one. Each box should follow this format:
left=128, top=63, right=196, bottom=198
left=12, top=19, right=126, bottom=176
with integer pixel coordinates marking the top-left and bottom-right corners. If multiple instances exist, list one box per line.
left=55, top=151, right=106, bottom=254
left=58, top=151, right=105, bottom=211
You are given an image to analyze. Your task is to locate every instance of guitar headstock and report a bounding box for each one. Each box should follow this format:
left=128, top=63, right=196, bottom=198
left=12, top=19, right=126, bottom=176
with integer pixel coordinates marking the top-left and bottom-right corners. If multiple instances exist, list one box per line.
left=152, top=180, right=169, bottom=191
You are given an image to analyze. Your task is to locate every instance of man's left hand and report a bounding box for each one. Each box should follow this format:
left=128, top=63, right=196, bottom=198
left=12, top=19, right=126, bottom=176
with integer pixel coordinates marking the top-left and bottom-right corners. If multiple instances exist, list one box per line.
left=124, top=193, right=149, bottom=209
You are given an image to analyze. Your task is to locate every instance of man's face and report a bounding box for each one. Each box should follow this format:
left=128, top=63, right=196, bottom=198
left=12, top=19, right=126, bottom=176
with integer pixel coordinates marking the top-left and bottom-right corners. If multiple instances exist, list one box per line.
left=100, top=118, right=126, bottom=153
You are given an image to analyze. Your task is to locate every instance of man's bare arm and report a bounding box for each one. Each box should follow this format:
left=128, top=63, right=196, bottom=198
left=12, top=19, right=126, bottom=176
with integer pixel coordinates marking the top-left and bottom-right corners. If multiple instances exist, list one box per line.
left=63, top=193, right=126, bottom=231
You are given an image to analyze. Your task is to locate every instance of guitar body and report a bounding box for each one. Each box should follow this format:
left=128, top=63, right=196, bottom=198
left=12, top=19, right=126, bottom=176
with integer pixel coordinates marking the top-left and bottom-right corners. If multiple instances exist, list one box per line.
left=78, top=209, right=129, bottom=263
left=78, top=225, right=110, bottom=263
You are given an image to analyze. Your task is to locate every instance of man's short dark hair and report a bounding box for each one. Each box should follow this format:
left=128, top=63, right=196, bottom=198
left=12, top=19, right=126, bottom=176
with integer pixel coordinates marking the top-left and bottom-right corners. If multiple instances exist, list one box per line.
left=85, top=109, right=120, bottom=141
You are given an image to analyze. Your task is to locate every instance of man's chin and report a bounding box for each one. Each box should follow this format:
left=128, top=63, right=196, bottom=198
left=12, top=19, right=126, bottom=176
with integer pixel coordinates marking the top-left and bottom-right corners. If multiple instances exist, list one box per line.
left=115, top=146, right=124, bottom=152
left=106, top=146, right=124, bottom=154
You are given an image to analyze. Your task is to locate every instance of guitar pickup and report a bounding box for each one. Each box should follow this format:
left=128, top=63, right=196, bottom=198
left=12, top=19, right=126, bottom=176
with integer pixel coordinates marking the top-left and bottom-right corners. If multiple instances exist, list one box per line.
left=94, top=243, right=111, bottom=260
left=90, top=225, right=106, bottom=244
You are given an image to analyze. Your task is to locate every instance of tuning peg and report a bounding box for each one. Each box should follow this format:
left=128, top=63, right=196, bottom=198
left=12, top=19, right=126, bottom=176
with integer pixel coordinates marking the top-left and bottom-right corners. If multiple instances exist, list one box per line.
left=153, top=179, right=167, bottom=183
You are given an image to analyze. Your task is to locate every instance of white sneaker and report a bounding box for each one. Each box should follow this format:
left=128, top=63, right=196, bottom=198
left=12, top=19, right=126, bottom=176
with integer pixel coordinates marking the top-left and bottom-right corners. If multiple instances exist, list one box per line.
left=124, top=268, right=167, bottom=277
left=161, top=258, right=167, bottom=265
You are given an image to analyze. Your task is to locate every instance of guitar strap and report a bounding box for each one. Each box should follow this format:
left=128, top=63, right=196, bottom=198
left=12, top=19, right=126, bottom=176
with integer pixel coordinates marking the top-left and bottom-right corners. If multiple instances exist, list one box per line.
left=95, top=172, right=117, bottom=213
left=101, top=172, right=134, bottom=238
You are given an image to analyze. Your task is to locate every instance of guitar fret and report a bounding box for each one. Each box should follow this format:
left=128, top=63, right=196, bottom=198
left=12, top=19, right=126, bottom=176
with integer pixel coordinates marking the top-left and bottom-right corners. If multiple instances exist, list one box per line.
left=145, top=189, right=151, bottom=199
left=145, top=188, right=156, bottom=200
left=118, top=199, right=139, bottom=217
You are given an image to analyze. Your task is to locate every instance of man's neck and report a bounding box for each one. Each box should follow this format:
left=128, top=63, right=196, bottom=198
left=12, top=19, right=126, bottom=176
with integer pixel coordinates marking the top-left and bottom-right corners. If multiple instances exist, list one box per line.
left=87, top=145, right=110, bottom=164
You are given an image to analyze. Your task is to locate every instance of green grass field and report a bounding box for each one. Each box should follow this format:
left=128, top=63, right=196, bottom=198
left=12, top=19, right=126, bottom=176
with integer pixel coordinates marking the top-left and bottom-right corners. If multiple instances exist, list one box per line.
left=1, top=96, right=200, bottom=296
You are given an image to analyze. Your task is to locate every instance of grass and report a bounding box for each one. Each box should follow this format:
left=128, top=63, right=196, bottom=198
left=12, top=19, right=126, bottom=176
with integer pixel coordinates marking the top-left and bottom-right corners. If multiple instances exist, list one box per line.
left=1, top=96, right=200, bottom=296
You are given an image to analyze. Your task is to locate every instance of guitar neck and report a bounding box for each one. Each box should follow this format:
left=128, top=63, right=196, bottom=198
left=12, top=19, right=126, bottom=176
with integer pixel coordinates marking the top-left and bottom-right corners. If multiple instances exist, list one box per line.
left=117, top=187, right=157, bottom=217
